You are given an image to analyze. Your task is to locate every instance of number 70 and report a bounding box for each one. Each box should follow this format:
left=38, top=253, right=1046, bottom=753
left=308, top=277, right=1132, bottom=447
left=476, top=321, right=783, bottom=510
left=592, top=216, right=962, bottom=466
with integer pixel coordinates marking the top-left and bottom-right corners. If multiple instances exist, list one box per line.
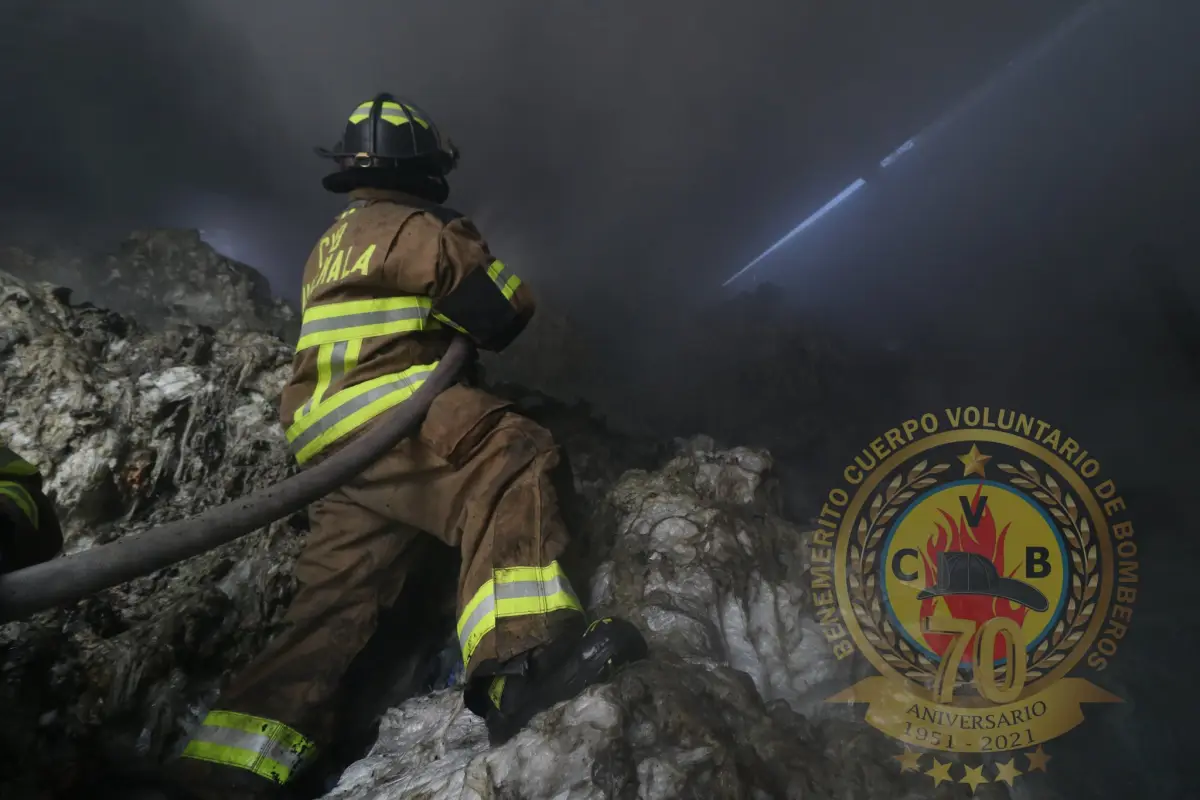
left=923, top=616, right=1028, bottom=704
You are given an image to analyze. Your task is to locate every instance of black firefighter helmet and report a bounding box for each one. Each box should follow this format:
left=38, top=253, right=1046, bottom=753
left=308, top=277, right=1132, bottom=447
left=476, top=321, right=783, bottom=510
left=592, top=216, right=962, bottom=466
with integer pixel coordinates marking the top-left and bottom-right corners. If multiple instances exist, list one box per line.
left=316, top=93, right=460, bottom=202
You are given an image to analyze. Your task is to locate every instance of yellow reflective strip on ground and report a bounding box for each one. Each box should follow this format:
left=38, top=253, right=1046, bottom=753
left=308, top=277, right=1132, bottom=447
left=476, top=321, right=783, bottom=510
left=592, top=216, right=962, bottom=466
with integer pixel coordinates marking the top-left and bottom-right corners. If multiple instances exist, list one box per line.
left=181, top=741, right=293, bottom=785
left=0, top=482, right=37, bottom=527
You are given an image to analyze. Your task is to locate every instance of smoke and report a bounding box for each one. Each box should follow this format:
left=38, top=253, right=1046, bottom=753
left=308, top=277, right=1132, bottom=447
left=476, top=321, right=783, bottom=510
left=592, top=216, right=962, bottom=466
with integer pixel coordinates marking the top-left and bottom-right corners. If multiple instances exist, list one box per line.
left=2, top=1, right=1199, bottom=795
left=0, top=0, right=1083, bottom=307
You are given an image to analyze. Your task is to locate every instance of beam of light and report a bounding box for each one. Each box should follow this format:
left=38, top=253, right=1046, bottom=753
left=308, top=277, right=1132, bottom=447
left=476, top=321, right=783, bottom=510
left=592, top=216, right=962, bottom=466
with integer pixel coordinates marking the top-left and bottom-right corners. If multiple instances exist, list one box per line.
left=879, top=138, right=916, bottom=168
left=916, top=0, right=1112, bottom=146
left=722, top=178, right=866, bottom=287
left=724, top=0, right=1114, bottom=288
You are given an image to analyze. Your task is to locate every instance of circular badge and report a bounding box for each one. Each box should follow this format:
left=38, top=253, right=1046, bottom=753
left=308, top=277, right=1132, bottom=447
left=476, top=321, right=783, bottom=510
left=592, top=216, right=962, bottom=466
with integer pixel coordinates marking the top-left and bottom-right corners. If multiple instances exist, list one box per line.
left=810, top=409, right=1138, bottom=790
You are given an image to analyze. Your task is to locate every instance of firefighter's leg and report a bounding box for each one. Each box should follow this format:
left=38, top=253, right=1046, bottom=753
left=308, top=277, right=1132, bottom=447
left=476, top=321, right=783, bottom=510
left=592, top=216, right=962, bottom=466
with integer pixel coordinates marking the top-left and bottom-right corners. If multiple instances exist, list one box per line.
left=346, top=387, right=647, bottom=744
left=166, top=488, right=422, bottom=798
left=437, top=411, right=648, bottom=743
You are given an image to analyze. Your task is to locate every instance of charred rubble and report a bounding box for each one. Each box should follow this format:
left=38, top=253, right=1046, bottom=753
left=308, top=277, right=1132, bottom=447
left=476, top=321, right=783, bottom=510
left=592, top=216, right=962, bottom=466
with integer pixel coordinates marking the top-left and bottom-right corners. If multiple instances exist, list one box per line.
left=0, top=232, right=977, bottom=799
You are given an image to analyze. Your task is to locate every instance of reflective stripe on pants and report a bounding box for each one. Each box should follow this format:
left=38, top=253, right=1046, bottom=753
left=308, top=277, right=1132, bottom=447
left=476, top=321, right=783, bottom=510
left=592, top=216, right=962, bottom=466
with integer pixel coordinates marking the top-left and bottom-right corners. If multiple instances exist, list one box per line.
left=181, top=710, right=317, bottom=786
left=457, top=561, right=584, bottom=666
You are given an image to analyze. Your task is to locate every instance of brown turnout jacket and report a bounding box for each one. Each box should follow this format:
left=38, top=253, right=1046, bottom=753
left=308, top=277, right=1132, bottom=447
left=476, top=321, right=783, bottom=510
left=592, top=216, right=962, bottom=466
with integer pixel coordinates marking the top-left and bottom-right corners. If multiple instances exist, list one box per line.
left=279, top=188, right=535, bottom=464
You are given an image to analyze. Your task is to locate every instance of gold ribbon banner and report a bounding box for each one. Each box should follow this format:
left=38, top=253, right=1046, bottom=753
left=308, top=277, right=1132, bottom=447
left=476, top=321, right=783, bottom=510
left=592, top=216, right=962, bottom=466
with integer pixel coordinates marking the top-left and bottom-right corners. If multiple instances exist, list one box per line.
left=826, top=677, right=1121, bottom=754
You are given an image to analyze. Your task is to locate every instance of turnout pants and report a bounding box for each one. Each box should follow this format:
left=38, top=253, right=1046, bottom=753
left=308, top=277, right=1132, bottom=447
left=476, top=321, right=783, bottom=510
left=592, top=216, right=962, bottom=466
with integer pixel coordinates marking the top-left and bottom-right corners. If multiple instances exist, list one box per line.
left=174, top=385, right=585, bottom=793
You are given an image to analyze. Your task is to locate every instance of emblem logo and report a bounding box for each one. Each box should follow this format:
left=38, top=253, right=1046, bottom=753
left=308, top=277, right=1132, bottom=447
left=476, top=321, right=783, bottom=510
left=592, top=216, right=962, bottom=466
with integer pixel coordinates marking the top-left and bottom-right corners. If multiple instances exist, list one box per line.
left=809, top=407, right=1139, bottom=789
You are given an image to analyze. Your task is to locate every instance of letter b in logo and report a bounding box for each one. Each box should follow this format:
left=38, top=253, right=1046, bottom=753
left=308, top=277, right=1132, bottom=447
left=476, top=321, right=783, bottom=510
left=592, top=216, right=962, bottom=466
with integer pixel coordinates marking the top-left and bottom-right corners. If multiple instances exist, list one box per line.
left=1026, top=546, right=1052, bottom=579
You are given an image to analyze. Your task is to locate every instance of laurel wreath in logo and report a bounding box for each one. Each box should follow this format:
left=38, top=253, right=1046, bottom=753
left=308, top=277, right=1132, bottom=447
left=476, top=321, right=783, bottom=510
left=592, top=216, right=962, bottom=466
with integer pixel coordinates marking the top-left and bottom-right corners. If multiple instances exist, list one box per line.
left=846, top=458, right=1100, bottom=689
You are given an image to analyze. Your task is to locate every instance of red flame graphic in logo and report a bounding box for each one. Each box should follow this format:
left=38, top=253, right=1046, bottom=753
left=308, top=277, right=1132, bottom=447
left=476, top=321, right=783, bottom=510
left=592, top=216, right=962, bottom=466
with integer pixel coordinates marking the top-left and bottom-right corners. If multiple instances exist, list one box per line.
left=919, top=483, right=1030, bottom=664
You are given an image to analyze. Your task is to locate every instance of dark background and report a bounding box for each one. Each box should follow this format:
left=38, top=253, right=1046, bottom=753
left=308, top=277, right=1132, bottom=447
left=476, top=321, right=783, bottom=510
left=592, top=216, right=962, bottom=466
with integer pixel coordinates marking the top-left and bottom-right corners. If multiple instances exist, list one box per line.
left=2, top=0, right=1198, bottom=796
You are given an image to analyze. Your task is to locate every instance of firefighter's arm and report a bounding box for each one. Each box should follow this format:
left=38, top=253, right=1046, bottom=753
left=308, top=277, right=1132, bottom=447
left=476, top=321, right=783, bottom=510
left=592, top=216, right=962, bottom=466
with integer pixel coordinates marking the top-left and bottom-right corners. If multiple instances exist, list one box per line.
left=0, top=448, right=64, bottom=573
left=385, top=211, right=535, bottom=352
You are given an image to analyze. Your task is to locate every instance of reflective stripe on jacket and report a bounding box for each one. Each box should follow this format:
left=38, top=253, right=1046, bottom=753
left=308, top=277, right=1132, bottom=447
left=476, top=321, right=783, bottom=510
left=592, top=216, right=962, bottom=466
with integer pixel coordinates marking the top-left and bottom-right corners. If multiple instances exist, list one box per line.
left=279, top=188, right=536, bottom=465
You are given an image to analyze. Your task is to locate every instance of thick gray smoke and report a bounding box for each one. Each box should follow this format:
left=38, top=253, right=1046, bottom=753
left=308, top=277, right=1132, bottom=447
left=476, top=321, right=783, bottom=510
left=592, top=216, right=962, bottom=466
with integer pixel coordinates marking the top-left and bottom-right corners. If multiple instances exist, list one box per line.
left=2, top=2, right=1199, bottom=796
left=1, top=0, right=1081, bottom=310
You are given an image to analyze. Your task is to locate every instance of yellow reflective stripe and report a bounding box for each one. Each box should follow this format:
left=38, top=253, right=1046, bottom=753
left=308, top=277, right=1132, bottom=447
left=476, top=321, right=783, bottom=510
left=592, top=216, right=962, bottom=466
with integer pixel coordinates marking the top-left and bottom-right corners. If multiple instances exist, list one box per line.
left=486, top=259, right=522, bottom=301
left=488, top=676, right=507, bottom=709
left=297, top=297, right=437, bottom=351
left=348, top=101, right=430, bottom=128
left=457, top=561, right=584, bottom=666
left=432, top=311, right=469, bottom=335
left=181, top=742, right=293, bottom=785
left=302, top=297, right=431, bottom=322
left=0, top=482, right=37, bottom=527
left=303, top=337, right=362, bottom=414
left=286, top=362, right=438, bottom=464
left=181, top=710, right=316, bottom=786
left=344, top=338, right=362, bottom=373
left=313, top=342, right=335, bottom=408
left=0, top=448, right=39, bottom=477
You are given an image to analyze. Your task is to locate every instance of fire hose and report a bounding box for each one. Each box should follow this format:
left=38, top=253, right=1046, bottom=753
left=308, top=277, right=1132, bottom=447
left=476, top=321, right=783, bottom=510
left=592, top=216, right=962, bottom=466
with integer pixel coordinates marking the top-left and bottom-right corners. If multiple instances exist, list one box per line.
left=0, top=335, right=473, bottom=623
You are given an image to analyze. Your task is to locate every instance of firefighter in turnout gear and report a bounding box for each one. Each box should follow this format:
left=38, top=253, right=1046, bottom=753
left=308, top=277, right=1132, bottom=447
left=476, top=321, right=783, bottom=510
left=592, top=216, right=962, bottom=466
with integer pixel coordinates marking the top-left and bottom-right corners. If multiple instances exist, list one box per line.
left=0, top=445, right=63, bottom=574
left=166, top=94, right=647, bottom=798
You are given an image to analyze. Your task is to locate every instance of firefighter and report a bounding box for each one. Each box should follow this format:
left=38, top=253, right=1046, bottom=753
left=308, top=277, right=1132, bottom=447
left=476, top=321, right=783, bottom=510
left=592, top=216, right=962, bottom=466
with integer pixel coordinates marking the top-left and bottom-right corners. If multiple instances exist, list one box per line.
left=165, top=94, right=647, bottom=798
left=0, top=445, right=63, bottom=574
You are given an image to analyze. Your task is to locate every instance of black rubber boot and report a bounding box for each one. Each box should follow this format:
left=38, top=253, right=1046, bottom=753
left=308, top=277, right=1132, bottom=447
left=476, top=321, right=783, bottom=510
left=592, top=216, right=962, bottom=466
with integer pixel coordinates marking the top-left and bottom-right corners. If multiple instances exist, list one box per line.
left=473, top=616, right=648, bottom=746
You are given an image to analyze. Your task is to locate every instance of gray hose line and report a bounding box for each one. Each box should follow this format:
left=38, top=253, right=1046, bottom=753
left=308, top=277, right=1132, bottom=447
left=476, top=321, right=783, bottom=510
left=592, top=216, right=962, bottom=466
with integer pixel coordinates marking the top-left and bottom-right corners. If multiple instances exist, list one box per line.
left=0, top=335, right=473, bottom=622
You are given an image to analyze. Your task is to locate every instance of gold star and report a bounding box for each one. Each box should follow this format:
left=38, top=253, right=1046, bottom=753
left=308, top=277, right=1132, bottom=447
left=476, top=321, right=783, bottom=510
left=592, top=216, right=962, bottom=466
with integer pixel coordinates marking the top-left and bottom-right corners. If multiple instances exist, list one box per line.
left=994, top=759, right=1023, bottom=786
left=958, top=444, right=992, bottom=478
left=926, top=758, right=953, bottom=787
left=1025, top=745, right=1051, bottom=772
left=960, top=764, right=988, bottom=792
left=893, top=749, right=922, bottom=772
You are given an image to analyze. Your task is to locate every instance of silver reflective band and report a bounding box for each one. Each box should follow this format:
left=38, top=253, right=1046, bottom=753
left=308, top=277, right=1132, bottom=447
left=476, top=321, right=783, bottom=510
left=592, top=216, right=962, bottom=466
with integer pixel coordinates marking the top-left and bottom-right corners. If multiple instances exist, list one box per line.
left=288, top=367, right=435, bottom=455
left=492, top=264, right=513, bottom=287
left=298, top=305, right=431, bottom=341
left=456, top=574, right=579, bottom=652
left=190, top=724, right=308, bottom=773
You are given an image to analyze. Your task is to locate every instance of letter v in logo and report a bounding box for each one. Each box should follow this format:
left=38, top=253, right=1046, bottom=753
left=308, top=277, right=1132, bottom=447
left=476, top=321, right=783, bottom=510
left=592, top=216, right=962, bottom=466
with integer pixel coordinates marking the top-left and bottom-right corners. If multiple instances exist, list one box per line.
left=959, top=494, right=989, bottom=527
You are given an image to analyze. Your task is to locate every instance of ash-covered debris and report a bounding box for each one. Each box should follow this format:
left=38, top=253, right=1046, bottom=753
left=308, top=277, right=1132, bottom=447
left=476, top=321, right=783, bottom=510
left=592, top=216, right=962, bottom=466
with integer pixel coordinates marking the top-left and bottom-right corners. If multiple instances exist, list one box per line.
left=0, top=267, right=304, bottom=797
left=323, top=436, right=923, bottom=800
left=0, top=251, right=938, bottom=799
left=0, top=229, right=298, bottom=340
